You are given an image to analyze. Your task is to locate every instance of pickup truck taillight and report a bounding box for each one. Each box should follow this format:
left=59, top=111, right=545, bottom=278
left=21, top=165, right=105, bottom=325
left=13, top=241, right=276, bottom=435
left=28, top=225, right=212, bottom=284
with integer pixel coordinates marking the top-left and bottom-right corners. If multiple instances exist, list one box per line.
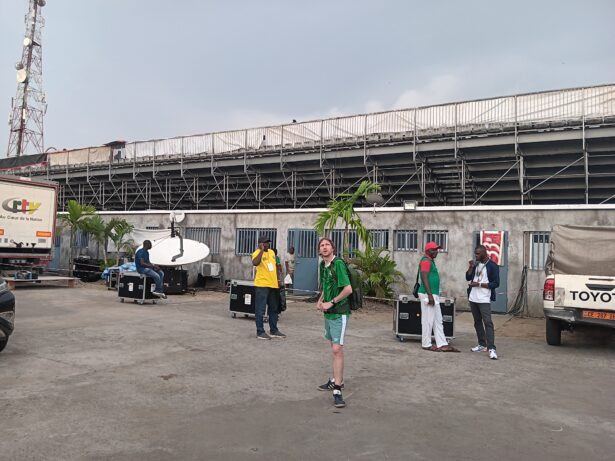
left=543, top=278, right=555, bottom=301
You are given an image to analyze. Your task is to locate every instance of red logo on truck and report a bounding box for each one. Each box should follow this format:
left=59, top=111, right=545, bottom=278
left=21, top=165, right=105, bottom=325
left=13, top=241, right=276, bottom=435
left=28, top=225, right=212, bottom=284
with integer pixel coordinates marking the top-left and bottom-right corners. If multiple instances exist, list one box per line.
left=1, top=197, right=41, bottom=214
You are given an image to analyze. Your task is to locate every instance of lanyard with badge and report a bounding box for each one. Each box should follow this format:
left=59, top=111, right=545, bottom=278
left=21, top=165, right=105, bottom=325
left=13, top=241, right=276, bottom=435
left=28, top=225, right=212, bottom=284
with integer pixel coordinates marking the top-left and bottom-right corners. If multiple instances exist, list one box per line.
left=473, top=263, right=486, bottom=283
left=265, top=253, right=275, bottom=272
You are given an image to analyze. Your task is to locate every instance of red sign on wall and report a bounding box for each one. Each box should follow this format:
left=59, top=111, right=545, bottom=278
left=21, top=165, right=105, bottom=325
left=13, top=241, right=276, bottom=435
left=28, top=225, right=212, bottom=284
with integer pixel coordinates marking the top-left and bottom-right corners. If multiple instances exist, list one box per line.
left=480, top=231, right=505, bottom=265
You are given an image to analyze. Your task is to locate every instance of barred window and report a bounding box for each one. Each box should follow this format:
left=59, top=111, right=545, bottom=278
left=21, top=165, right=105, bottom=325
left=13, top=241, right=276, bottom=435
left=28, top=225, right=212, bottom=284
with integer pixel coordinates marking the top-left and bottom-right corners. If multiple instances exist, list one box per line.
left=394, top=230, right=418, bottom=251
left=369, top=229, right=389, bottom=249
left=330, top=229, right=358, bottom=257
left=75, top=230, right=89, bottom=248
left=235, top=228, right=277, bottom=255
left=423, top=230, right=448, bottom=252
left=185, top=227, right=221, bottom=255
left=528, top=231, right=550, bottom=270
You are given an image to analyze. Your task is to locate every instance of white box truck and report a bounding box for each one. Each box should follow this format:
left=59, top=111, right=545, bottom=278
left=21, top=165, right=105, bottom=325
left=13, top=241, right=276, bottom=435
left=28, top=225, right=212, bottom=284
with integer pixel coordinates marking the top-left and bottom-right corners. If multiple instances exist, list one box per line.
left=543, top=225, right=615, bottom=345
left=0, top=175, right=58, bottom=270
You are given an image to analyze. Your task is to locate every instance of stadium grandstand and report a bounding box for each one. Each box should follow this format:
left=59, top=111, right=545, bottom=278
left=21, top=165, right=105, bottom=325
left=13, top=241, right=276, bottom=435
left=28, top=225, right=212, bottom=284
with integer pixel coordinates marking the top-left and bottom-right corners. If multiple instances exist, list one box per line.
left=2, top=83, right=615, bottom=211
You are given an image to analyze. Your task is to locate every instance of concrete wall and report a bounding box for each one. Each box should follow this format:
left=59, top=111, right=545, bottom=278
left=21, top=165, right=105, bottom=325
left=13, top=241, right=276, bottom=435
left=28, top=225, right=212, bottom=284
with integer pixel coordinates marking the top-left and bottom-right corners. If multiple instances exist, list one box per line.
left=55, top=205, right=615, bottom=317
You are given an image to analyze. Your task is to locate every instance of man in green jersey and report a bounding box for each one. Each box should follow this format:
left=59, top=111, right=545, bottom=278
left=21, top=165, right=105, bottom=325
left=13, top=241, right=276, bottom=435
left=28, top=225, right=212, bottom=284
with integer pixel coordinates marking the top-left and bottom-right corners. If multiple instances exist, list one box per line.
left=316, top=237, right=353, bottom=408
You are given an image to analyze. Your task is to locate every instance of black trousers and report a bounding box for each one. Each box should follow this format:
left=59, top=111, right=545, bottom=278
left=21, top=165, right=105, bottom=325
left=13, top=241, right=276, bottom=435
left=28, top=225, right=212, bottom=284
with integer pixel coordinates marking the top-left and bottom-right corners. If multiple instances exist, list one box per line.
left=469, top=301, right=496, bottom=350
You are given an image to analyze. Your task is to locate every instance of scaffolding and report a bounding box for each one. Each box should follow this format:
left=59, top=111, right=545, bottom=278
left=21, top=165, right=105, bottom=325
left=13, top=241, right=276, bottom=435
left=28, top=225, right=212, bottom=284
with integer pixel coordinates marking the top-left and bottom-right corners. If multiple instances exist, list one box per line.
left=7, top=84, right=615, bottom=210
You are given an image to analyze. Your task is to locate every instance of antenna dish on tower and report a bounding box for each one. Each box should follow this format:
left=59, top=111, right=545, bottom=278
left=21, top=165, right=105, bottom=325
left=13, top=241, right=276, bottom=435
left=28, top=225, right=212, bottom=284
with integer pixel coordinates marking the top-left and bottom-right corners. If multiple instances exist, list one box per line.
left=16, top=69, right=28, bottom=83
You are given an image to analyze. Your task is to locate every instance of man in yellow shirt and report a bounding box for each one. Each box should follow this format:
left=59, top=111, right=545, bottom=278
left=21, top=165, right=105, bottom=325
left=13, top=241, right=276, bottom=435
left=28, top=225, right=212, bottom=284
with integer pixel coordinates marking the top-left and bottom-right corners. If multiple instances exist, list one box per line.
left=252, top=235, right=286, bottom=340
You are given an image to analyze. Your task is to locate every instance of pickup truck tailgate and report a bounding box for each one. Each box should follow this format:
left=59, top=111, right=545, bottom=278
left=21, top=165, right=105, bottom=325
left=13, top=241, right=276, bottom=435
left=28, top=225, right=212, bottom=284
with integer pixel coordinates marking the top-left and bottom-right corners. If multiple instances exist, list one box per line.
left=555, top=274, right=615, bottom=311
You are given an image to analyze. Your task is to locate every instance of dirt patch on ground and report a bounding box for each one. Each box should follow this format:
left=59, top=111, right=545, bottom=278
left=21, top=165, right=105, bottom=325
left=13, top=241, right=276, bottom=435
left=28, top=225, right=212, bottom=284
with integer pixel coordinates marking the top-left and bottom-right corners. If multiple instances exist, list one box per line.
left=496, top=316, right=545, bottom=341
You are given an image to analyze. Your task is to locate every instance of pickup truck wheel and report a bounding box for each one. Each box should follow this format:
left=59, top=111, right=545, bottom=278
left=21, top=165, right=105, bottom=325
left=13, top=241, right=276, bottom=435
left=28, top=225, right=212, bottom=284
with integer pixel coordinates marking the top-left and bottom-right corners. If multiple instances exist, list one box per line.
left=546, top=318, right=562, bottom=346
left=0, top=330, right=7, bottom=352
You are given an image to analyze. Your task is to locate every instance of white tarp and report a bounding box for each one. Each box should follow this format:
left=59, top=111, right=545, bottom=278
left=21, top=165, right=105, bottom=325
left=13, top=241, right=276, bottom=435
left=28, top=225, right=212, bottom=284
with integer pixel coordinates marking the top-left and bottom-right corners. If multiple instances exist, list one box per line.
left=107, top=228, right=171, bottom=253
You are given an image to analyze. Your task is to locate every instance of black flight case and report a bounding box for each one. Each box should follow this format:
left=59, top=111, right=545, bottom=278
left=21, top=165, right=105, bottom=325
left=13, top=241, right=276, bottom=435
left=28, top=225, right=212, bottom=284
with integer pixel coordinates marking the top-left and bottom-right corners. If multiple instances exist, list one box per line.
left=229, top=280, right=268, bottom=320
left=394, top=294, right=455, bottom=342
left=118, top=271, right=159, bottom=305
left=162, top=267, right=188, bottom=295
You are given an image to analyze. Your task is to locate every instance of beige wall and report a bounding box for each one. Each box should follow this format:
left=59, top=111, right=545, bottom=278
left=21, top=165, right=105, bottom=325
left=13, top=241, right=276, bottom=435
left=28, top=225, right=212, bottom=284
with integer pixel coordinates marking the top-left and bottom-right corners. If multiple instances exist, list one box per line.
left=56, top=206, right=615, bottom=317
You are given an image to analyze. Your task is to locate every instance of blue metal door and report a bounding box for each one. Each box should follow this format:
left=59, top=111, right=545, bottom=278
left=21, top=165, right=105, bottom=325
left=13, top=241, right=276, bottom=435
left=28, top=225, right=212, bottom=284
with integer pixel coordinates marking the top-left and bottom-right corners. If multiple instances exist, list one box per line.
left=48, top=235, right=62, bottom=270
left=473, top=231, right=508, bottom=314
left=288, top=229, right=319, bottom=294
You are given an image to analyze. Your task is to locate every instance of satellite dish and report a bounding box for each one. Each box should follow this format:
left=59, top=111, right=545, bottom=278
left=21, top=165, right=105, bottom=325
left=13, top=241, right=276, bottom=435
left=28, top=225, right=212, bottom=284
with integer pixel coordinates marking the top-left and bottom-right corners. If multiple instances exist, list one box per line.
left=170, top=211, right=185, bottom=223
left=365, top=192, right=385, bottom=205
left=142, top=237, right=209, bottom=266
left=23, top=37, right=32, bottom=47
left=37, top=0, right=46, bottom=6
left=16, top=69, right=28, bottom=83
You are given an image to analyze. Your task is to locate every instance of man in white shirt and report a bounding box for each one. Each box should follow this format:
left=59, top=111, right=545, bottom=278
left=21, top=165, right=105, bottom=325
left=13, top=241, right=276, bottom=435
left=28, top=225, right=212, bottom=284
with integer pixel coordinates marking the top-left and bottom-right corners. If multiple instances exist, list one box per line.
left=466, top=245, right=500, bottom=360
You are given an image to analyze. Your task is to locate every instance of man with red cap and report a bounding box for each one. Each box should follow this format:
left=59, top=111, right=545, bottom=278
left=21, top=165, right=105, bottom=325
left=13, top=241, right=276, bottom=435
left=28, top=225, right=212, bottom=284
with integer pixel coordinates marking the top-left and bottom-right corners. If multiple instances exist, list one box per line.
left=417, top=241, right=459, bottom=352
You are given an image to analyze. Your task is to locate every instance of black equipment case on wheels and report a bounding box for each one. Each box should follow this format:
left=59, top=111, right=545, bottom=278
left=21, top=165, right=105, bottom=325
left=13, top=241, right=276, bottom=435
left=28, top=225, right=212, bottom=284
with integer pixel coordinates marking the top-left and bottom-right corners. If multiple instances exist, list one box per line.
left=229, top=280, right=267, bottom=320
left=394, top=294, right=455, bottom=342
left=162, top=267, right=188, bottom=295
left=118, top=271, right=159, bottom=305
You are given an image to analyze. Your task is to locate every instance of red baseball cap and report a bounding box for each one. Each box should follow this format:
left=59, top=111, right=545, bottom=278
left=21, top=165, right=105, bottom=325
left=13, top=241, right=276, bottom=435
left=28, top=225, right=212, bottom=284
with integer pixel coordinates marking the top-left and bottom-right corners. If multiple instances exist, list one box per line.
left=425, top=241, right=442, bottom=251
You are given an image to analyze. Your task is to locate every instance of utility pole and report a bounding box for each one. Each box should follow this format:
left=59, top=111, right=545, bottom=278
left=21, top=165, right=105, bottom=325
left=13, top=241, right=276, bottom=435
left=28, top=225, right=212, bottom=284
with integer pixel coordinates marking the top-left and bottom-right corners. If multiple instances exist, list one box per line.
left=6, top=0, right=47, bottom=158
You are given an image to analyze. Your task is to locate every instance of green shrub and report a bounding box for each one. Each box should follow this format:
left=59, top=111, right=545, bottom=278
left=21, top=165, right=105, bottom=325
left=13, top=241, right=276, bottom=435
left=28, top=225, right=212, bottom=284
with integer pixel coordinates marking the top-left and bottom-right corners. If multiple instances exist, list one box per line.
left=350, top=246, right=407, bottom=299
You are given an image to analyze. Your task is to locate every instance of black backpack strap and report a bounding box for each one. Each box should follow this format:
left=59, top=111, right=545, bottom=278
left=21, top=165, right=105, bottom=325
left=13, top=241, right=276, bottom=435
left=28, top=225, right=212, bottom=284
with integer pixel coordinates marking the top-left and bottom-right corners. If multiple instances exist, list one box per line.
left=329, top=257, right=339, bottom=285
left=416, top=256, right=428, bottom=283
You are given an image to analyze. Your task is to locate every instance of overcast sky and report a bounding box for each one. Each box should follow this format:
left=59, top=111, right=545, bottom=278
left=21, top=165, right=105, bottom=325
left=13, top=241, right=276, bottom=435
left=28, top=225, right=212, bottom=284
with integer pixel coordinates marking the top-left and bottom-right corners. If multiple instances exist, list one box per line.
left=1, top=0, right=614, bottom=153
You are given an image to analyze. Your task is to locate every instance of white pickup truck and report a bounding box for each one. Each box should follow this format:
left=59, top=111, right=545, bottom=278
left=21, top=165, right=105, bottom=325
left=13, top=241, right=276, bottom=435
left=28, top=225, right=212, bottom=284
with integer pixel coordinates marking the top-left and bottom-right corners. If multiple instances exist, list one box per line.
left=543, top=225, right=615, bottom=345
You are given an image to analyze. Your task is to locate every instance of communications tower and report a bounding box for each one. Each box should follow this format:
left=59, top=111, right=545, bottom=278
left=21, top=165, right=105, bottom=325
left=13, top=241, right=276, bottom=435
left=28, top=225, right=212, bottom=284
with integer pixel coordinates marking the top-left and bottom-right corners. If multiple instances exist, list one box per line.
left=6, top=0, right=47, bottom=158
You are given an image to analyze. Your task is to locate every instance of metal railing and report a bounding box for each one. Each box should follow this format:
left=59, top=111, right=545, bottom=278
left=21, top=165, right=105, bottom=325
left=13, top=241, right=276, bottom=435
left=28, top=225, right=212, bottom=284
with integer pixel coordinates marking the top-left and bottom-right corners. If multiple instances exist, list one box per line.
left=42, top=84, right=615, bottom=170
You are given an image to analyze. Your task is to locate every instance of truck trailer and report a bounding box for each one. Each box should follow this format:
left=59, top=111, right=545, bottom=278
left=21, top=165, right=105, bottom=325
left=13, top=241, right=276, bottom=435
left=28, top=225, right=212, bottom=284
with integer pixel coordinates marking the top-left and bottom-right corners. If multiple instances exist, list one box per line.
left=0, top=175, right=58, bottom=271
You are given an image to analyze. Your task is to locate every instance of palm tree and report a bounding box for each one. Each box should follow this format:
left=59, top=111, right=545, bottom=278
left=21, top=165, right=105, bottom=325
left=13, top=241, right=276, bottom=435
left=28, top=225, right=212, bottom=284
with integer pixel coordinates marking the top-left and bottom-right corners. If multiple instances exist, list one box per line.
left=109, top=220, right=135, bottom=266
left=59, top=200, right=95, bottom=276
left=314, top=180, right=381, bottom=259
left=83, top=215, right=117, bottom=266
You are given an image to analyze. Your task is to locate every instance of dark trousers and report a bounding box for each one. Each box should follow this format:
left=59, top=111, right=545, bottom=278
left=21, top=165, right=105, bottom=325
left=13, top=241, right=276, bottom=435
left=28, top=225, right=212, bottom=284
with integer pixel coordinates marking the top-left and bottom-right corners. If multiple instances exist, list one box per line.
left=469, top=301, right=496, bottom=350
left=255, top=287, right=279, bottom=335
left=139, top=268, right=165, bottom=293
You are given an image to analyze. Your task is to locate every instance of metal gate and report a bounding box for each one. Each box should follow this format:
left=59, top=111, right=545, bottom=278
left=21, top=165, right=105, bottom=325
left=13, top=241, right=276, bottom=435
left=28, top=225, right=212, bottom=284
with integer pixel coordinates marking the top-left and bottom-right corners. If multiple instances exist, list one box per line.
left=48, top=235, right=62, bottom=270
left=473, top=231, right=508, bottom=313
left=288, top=229, right=319, bottom=294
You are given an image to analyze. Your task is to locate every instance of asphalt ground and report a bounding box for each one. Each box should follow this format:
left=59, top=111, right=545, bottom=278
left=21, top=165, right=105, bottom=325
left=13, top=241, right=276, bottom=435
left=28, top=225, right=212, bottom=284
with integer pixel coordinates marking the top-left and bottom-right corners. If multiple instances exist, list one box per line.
left=1, top=285, right=614, bottom=460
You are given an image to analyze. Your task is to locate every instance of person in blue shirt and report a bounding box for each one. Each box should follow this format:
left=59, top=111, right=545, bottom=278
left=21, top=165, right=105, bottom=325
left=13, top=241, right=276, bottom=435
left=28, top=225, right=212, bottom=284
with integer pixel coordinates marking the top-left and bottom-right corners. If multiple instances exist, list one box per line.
left=135, top=240, right=166, bottom=298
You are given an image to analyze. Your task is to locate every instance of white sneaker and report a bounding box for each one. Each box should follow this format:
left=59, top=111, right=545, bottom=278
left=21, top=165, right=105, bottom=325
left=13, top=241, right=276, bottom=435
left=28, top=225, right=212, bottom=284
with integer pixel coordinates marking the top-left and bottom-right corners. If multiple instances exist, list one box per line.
left=471, top=345, right=488, bottom=352
left=489, top=349, right=498, bottom=360
left=152, top=291, right=167, bottom=299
